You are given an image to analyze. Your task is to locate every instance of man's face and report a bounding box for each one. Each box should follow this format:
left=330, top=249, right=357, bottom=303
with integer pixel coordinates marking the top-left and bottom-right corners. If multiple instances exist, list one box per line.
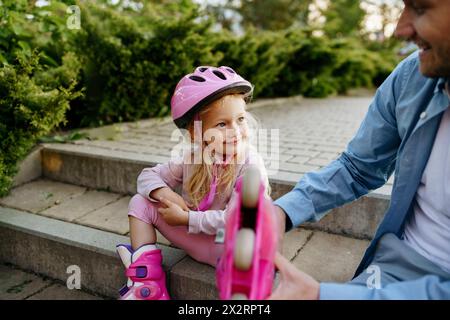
left=395, top=0, right=450, bottom=77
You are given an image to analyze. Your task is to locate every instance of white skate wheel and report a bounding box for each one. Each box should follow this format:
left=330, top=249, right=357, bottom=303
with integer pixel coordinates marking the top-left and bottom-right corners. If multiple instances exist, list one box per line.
left=234, top=228, right=255, bottom=271
left=231, top=293, right=248, bottom=300
left=242, top=166, right=261, bottom=208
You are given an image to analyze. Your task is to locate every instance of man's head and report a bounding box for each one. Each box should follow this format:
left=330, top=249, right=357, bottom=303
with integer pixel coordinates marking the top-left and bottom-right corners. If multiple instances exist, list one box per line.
left=395, top=0, right=450, bottom=77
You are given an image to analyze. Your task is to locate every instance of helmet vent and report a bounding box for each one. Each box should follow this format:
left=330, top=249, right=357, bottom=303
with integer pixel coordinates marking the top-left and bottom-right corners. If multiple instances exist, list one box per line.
left=199, top=67, right=208, bottom=72
left=189, top=75, right=206, bottom=82
left=213, top=70, right=227, bottom=80
left=225, top=68, right=236, bottom=74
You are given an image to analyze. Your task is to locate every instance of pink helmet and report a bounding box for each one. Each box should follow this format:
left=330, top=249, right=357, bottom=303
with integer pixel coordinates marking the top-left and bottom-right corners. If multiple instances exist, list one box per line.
left=171, top=66, right=253, bottom=128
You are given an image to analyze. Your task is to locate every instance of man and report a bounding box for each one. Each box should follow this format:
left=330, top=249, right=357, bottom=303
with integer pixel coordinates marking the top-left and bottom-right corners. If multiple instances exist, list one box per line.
left=270, top=0, right=450, bottom=299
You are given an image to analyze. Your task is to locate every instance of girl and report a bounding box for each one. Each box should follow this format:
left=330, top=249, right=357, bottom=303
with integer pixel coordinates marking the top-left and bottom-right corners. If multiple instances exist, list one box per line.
left=116, top=66, right=270, bottom=300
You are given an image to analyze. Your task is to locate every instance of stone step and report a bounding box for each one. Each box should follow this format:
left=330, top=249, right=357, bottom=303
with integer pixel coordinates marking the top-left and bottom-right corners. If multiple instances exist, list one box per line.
left=0, top=263, right=103, bottom=300
left=0, top=206, right=185, bottom=299
left=38, top=143, right=391, bottom=240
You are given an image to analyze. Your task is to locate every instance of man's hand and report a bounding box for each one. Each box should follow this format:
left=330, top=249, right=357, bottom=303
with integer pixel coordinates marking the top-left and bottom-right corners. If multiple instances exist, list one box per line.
left=157, top=197, right=189, bottom=226
left=268, top=252, right=320, bottom=300
left=151, top=187, right=190, bottom=211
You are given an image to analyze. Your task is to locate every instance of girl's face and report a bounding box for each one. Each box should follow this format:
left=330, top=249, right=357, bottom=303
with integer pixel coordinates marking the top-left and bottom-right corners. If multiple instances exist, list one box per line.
left=200, top=95, right=249, bottom=162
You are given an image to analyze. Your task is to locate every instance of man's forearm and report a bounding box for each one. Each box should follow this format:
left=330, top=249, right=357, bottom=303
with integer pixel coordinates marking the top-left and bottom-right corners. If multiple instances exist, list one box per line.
left=320, top=275, right=450, bottom=300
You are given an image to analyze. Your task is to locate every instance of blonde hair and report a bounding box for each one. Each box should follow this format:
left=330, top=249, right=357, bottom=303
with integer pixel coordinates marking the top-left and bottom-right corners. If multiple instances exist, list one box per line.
left=185, top=94, right=267, bottom=209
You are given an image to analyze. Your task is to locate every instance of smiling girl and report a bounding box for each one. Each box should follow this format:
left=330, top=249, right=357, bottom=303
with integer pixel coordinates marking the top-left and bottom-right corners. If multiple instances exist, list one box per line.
left=116, top=66, right=270, bottom=300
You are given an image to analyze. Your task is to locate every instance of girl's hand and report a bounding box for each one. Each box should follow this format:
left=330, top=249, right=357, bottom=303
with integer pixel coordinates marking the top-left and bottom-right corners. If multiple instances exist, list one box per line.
left=151, top=187, right=190, bottom=211
left=157, top=197, right=189, bottom=226
left=268, top=252, right=320, bottom=300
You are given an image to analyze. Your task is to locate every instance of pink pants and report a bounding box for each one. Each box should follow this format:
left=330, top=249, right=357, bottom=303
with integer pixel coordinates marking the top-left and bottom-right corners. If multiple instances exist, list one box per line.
left=128, top=194, right=224, bottom=267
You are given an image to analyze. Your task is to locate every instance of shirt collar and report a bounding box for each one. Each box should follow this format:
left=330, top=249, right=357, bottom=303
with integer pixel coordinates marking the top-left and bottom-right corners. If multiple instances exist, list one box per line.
left=435, top=77, right=448, bottom=94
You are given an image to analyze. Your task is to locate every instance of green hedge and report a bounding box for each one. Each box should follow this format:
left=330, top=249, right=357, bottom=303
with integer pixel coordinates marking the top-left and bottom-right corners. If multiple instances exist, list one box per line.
left=213, top=29, right=399, bottom=99
left=63, top=1, right=399, bottom=126
left=262, top=29, right=339, bottom=98
left=66, top=1, right=220, bottom=128
left=0, top=1, right=81, bottom=196
left=212, top=29, right=293, bottom=97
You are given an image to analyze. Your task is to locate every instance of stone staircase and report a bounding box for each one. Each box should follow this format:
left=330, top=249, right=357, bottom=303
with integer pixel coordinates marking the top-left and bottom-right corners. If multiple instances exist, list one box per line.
left=0, top=96, right=391, bottom=299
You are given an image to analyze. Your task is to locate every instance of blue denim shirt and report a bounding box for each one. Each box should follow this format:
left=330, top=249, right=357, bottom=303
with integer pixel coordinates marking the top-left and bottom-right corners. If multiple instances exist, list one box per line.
left=274, top=51, right=450, bottom=299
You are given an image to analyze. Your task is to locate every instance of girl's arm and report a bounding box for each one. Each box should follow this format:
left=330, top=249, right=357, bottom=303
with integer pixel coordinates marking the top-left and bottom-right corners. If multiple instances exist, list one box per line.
left=188, top=152, right=270, bottom=235
left=188, top=208, right=227, bottom=235
left=137, top=157, right=184, bottom=202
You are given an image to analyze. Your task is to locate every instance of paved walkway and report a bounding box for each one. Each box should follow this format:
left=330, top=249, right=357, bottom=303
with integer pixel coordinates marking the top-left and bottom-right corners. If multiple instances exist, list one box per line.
left=71, top=95, right=394, bottom=190
left=0, top=263, right=103, bottom=300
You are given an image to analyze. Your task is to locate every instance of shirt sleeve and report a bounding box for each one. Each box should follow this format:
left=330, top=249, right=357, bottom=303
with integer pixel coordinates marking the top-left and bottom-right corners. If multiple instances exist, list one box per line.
left=137, top=156, right=184, bottom=202
left=188, top=208, right=227, bottom=235
left=273, top=54, right=417, bottom=230
left=320, top=275, right=450, bottom=300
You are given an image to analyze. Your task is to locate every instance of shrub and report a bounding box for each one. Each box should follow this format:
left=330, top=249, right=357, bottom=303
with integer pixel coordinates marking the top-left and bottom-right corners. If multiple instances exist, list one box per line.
left=65, top=1, right=221, bottom=128
left=0, top=53, right=81, bottom=196
left=0, top=0, right=81, bottom=196
left=212, top=29, right=293, bottom=97
left=264, top=29, right=339, bottom=98
left=329, top=38, right=399, bottom=94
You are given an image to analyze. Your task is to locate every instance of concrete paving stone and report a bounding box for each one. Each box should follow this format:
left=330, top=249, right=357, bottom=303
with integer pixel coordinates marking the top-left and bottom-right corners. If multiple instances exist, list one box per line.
left=119, top=143, right=176, bottom=155
left=26, top=283, right=102, bottom=300
left=115, top=138, right=172, bottom=153
left=170, top=257, right=217, bottom=300
left=310, top=144, right=346, bottom=153
left=79, top=124, right=125, bottom=141
left=39, top=190, right=123, bottom=222
left=277, top=154, right=294, bottom=162
left=282, top=149, right=321, bottom=158
left=292, top=231, right=369, bottom=283
left=72, top=140, right=114, bottom=150
left=286, top=156, right=311, bottom=165
left=269, top=171, right=304, bottom=185
left=278, top=162, right=321, bottom=174
left=0, top=179, right=86, bottom=213
left=75, top=196, right=131, bottom=235
left=306, top=157, right=333, bottom=167
left=0, top=264, right=51, bottom=300
left=317, top=151, right=341, bottom=160
left=283, top=141, right=316, bottom=149
left=81, top=140, right=149, bottom=154
left=282, top=228, right=313, bottom=261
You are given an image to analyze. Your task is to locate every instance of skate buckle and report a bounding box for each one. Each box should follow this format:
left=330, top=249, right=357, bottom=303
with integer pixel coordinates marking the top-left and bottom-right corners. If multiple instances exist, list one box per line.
left=135, top=283, right=161, bottom=300
left=215, top=228, right=225, bottom=244
left=126, top=266, right=148, bottom=278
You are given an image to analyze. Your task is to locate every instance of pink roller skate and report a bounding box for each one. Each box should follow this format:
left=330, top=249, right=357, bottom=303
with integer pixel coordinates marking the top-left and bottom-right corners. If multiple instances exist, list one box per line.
left=216, top=166, right=278, bottom=300
left=116, top=244, right=170, bottom=300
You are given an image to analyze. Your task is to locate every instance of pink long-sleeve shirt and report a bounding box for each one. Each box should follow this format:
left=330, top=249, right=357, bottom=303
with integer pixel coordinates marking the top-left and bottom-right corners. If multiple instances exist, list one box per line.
left=137, top=149, right=268, bottom=235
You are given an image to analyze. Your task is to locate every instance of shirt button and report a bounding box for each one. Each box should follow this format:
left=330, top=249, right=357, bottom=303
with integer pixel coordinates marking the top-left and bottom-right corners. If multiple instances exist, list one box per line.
left=420, top=112, right=427, bottom=119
